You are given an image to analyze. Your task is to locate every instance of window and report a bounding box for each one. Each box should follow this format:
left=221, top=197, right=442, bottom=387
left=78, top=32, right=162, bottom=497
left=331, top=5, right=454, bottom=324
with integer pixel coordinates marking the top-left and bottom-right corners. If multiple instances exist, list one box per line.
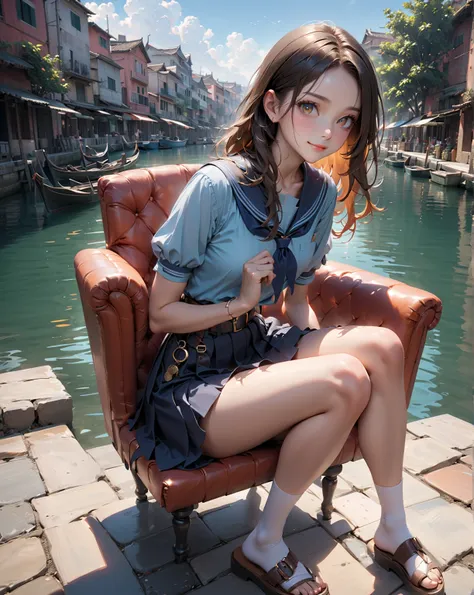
left=175, top=83, right=178, bottom=92
left=141, top=87, right=144, bottom=94
left=443, top=61, right=450, bottom=75
left=16, top=0, right=36, bottom=27
left=0, top=1, right=3, bottom=18
left=70, top=50, right=74, bottom=70
left=453, top=33, right=464, bottom=49
left=70, top=11, right=81, bottom=31
left=160, top=100, right=168, bottom=111
left=76, top=83, right=86, bottom=103
left=107, top=77, right=116, bottom=91
left=99, top=36, right=108, bottom=49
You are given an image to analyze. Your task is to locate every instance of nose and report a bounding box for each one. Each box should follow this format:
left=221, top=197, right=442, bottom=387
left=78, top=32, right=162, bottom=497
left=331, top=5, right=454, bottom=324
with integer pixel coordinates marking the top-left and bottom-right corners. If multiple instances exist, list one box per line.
left=322, top=128, right=332, bottom=140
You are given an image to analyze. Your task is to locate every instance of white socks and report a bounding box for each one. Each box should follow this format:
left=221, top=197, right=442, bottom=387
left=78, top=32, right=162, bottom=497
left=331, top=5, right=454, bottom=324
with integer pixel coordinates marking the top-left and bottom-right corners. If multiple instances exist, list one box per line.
left=242, top=482, right=315, bottom=592
left=374, top=480, right=432, bottom=584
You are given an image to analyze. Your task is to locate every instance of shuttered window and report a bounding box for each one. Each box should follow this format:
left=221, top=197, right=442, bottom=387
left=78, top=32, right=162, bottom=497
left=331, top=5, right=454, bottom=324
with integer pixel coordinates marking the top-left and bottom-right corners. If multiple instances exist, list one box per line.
left=16, top=0, right=36, bottom=27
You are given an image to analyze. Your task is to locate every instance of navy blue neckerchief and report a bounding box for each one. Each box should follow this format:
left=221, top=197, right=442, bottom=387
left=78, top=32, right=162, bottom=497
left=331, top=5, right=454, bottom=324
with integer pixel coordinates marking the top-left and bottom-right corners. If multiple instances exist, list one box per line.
left=205, top=155, right=330, bottom=302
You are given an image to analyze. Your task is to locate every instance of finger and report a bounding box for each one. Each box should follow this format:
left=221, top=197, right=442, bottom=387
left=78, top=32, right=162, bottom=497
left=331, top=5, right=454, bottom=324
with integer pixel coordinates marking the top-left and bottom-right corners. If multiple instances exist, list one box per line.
left=256, top=264, right=274, bottom=271
left=249, top=250, right=273, bottom=263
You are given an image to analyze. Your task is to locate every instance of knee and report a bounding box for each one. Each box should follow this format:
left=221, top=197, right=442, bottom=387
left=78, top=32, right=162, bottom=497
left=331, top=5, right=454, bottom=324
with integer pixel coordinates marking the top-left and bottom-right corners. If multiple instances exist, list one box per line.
left=370, top=328, right=405, bottom=371
left=331, top=354, right=371, bottom=415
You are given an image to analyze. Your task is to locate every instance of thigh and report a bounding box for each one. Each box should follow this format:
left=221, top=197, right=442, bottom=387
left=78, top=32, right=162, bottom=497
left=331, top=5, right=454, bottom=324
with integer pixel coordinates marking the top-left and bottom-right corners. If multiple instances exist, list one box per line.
left=200, top=353, right=369, bottom=459
left=296, top=325, right=404, bottom=374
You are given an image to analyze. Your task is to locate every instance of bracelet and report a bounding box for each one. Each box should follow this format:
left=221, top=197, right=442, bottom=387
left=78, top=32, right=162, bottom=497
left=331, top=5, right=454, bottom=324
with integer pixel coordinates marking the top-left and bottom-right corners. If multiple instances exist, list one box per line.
left=225, top=297, right=236, bottom=320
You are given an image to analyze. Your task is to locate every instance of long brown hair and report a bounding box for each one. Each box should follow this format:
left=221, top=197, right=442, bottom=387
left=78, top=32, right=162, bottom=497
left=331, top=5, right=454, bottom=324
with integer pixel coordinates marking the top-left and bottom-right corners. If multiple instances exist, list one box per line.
left=215, top=23, right=384, bottom=239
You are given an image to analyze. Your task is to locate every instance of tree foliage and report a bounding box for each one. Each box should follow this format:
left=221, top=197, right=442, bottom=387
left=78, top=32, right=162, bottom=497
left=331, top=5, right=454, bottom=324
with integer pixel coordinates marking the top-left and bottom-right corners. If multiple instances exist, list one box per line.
left=18, top=42, right=69, bottom=97
left=378, top=0, right=454, bottom=117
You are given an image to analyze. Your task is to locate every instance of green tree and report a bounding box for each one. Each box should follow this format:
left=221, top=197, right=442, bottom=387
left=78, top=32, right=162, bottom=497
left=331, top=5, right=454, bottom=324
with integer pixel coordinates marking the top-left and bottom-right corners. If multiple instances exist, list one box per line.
left=18, top=42, right=69, bottom=97
left=378, top=0, right=454, bottom=117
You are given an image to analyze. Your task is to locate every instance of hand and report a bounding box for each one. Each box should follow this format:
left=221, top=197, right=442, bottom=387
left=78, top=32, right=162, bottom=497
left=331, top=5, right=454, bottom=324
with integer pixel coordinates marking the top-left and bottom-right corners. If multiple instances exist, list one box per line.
left=237, top=250, right=275, bottom=311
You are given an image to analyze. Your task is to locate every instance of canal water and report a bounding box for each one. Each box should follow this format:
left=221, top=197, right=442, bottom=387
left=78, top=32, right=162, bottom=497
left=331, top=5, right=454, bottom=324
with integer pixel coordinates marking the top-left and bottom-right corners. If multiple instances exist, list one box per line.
left=0, top=145, right=472, bottom=448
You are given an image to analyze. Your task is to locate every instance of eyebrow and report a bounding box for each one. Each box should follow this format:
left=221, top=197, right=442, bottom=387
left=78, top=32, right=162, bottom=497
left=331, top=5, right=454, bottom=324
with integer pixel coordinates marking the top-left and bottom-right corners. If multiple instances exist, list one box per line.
left=301, top=91, right=361, bottom=113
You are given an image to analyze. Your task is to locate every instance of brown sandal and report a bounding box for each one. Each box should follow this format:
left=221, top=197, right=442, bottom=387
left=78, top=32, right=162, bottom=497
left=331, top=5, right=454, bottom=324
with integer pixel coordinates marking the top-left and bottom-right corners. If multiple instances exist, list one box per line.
left=231, top=545, right=329, bottom=595
left=374, top=537, right=444, bottom=594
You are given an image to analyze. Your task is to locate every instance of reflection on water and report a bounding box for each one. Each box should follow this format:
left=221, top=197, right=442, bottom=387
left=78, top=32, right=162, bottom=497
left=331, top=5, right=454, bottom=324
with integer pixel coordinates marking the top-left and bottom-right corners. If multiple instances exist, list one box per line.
left=0, top=148, right=472, bottom=447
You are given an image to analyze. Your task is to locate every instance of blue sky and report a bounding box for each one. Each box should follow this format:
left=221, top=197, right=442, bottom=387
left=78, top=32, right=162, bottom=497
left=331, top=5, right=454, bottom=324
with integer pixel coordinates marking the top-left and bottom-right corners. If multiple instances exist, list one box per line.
left=86, top=0, right=407, bottom=83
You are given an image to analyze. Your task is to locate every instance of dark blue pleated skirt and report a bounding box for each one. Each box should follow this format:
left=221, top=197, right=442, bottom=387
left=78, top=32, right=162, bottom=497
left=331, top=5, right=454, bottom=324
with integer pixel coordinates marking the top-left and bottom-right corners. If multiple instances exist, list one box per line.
left=128, top=313, right=313, bottom=471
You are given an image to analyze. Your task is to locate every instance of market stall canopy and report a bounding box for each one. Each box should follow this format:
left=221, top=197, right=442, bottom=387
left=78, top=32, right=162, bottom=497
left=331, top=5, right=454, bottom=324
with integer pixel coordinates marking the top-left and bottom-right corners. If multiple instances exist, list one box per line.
left=130, top=113, right=156, bottom=123
left=410, top=116, right=440, bottom=127
left=385, top=119, right=409, bottom=129
left=161, top=117, right=194, bottom=130
left=0, top=85, right=82, bottom=116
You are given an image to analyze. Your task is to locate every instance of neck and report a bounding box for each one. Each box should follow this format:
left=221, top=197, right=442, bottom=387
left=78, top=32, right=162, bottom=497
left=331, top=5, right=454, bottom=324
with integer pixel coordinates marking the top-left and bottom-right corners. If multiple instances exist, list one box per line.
left=271, top=131, right=305, bottom=195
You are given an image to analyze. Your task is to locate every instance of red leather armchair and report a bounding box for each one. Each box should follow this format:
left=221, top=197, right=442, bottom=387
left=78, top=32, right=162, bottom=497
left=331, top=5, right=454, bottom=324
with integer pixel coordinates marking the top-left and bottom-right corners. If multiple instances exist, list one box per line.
left=74, top=163, right=442, bottom=563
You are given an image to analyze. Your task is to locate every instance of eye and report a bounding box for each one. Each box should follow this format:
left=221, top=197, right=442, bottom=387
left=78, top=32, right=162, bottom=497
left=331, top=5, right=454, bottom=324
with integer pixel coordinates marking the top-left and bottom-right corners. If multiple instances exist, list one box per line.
left=338, top=115, right=356, bottom=130
left=297, top=101, right=319, bottom=116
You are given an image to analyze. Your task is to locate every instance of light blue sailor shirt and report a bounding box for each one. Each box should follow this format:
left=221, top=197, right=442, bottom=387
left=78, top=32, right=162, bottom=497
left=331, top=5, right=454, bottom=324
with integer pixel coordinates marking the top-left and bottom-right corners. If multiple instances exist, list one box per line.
left=152, top=163, right=336, bottom=306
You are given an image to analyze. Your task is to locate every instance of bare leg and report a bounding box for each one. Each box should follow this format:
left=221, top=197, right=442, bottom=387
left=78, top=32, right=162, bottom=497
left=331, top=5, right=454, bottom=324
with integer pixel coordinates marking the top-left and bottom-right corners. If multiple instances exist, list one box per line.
left=202, top=353, right=371, bottom=595
left=296, top=325, right=441, bottom=589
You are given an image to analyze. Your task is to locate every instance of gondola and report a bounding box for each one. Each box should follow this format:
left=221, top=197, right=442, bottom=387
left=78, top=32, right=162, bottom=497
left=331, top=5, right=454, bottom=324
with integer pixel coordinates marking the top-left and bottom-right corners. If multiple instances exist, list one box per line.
left=44, top=145, right=140, bottom=183
left=404, top=164, right=431, bottom=178
left=80, top=142, right=109, bottom=164
left=384, top=155, right=408, bottom=168
left=33, top=172, right=98, bottom=212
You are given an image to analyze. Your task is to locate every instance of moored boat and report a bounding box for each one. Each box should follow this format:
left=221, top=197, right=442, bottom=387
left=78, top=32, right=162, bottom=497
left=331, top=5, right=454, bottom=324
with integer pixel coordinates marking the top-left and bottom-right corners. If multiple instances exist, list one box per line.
left=384, top=155, right=407, bottom=168
left=80, top=142, right=109, bottom=163
left=404, top=164, right=431, bottom=178
left=159, top=138, right=188, bottom=149
left=429, top=170, right=462, bottom=187
left=33, top=172, right=98, bottom=212
left=44, top=145, right=140, bottom=183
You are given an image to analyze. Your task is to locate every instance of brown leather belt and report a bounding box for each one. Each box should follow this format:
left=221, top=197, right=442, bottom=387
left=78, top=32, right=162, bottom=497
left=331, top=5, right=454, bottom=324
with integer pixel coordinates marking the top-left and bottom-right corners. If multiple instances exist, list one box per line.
left=182, top=294, right=260, bottom=334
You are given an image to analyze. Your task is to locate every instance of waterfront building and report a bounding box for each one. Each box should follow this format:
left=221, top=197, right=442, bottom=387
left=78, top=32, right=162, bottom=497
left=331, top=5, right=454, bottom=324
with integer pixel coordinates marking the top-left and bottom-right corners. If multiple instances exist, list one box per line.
left=361, top=29, right=395, bottom=61
left=203, top=74, right=226, bottom=126
left=191, top=74, right=211, bottom=135
left=45, top=0, right=97, bottom=138
left=110, top=37, right=156, bottom=138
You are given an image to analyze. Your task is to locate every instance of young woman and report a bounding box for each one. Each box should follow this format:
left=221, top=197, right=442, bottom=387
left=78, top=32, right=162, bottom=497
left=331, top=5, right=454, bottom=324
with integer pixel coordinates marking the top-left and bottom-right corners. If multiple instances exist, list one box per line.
left=129, top=23, right=445, bottom=595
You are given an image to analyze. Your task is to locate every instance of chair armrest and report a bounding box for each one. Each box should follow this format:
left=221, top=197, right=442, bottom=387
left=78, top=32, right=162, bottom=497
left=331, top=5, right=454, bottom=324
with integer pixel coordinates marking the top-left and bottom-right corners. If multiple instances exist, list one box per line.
left=74, top=248, right=149, bottom=450
left=310, top=260, right=442, bottom=402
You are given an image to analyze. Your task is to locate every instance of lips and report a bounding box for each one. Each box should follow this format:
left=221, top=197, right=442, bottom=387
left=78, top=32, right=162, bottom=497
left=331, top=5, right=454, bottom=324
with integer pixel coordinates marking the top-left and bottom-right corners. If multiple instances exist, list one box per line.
left=308, top=142, right=327, bottom=150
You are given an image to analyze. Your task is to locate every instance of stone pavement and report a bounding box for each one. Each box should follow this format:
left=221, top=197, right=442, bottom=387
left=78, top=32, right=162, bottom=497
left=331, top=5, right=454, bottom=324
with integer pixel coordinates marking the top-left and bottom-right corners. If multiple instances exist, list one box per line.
left=0, top=370, right=472, bottom=594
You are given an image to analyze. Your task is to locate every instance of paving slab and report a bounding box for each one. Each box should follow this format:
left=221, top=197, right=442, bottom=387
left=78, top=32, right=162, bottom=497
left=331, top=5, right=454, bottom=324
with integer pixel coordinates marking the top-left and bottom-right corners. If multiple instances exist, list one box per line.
left=308, top=475, right=353, bottom=500
left=403, top=437, right=460, bottom=475
left=194, top=573, right=261, bottom=594
left=10, top=576, right=64, bottom=595
left=0, top=435, right=26, bottom=460
left=0, top=366, right=55, bottom=384
left=354, top=520, right=378, bottom=543
left=0, top=537, right=47, bottom=591
left=462, top=553, right=474, bottom=571
left=201, top=487, right=268, bottom=541
left=343, top=536, right=403, bottom=593
left=2, top=400, right=35, bottom=431
left=104, top=465, right=136, bottom=499
left=87, top=444, right=122, bottom=471
left=340, top=459, right=374, bottom=490
left=443, top=564, right=474, bottom=595
left=0, top=457, right=46, bottom=505
left=196, top=487, right=262, bottom=516
left=0, top=378, right=68, bottom=405
left=286, top=525, right=376, bottom=595
left=191, top=535, right=247, bottom=585
left=407, top=414, right=473, bottom=450
left=93, top=497, right=173, bottom=546
left=123, top=516, right=220, bottom=573
left=140, top=562, right=199, bottom=595
left=25, top=426, right=102, bottom=493
left=45, top=516, right=143, bottom=595
left=365, top=472, right=439, bottom=507
left=317, top=511, right=354, bottom=539
left=35, top=395, right=73, bottom=426
left=32, top=481, right=118, bottom=529
left=283, top=490, right=320, bottom=536
left=423, top=463, right=472, bottom=504
left=405, top=498, right=473, bottom=569
left=333, top=492, right=381, bottom=528
left=0, top=502, right=36, bottom=542
left=461, top=452, right=473, bottom=467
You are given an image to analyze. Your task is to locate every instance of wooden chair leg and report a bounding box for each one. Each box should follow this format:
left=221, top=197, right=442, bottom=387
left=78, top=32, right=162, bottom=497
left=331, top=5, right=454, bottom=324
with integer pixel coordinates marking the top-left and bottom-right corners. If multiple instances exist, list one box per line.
left=172, top=506, right=194, bottom=563
left=131, top=469, right=148, bottom=503
left=321, top=464, right=343, bottom=520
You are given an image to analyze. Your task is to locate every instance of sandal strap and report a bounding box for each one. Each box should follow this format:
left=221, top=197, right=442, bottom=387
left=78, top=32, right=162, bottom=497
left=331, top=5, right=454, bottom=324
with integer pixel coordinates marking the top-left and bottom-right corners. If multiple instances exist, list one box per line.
left=393, top=537, right=424, bottom=566
left=265, top=550, right=301, bottom=588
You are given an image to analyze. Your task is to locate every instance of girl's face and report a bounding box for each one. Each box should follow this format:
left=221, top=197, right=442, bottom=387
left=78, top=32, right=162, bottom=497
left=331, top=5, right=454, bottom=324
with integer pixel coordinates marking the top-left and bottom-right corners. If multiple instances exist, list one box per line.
left=269, top=65, right=361, bottom=163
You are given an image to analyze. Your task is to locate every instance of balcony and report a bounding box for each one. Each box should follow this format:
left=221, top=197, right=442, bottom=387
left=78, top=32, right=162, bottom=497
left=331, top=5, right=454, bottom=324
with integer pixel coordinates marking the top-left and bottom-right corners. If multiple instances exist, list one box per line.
left=131, top=69, right=148, bottom=84
left=131, top=92, right=149, bottom=106
left=160, top=88, right=176, bottom=102
left=65, top=60, right=92, bottom=82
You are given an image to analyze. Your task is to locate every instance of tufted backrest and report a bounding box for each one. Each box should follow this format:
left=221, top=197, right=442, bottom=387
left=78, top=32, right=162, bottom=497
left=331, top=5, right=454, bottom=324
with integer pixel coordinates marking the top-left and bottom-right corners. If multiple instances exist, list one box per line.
left=98, top=163, right=202, bottom=288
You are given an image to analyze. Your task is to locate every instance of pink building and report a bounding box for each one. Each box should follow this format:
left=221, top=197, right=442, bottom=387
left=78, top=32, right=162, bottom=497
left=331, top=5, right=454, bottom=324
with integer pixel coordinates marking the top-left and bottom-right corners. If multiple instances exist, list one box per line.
left=110, top=37, right=151, bottom=115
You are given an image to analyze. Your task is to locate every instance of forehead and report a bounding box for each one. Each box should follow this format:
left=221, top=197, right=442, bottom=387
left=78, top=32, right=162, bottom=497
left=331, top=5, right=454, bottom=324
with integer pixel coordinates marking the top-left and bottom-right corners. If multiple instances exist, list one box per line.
left=298, top=66, right=361, bottom=109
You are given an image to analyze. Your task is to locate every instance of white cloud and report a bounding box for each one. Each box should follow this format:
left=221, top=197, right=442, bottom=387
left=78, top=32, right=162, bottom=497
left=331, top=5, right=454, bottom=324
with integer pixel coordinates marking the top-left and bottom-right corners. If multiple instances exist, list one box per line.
left=85, top=0, right=266, bottom=84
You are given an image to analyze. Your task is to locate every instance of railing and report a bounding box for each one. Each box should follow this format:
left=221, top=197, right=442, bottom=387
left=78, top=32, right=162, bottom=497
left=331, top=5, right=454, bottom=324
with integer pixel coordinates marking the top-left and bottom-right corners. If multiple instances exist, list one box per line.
left=130, top=69, right=148, bottom=83
left=0, top=141, right=11, bottom=160
left=131, top=92, right=149, bottom=106
left=160, top=88, right=175, bottom=100
left=69, top=60, right=90, bottom=77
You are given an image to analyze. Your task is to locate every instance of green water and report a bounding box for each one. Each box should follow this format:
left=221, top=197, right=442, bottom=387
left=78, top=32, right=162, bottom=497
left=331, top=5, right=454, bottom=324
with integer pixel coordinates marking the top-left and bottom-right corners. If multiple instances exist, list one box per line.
left=0, top=146, right=472, bottom=447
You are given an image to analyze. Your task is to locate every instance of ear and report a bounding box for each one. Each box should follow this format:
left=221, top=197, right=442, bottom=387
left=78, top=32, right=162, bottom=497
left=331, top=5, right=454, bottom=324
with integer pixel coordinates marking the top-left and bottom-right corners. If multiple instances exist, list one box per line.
left=262, top=89, right=281, bottom=123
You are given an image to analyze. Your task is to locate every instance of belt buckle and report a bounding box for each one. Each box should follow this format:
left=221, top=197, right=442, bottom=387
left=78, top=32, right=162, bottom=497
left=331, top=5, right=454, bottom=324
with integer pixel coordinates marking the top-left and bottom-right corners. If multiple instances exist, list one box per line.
left=232, top=311, right=249, bottom=332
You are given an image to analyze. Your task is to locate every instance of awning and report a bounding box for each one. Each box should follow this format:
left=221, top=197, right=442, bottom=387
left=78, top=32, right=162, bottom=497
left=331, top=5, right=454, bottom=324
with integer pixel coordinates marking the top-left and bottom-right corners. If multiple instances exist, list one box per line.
left=0, top=51, right=33, bottom=70
left=0, top=84, right=49, bottom=105
left=131, top=113, right=156, bottom=123
left=75, top=112, right=94, bottom=121
left=411, top=115, right=442, bottom=127
left=47, top=99, right=81, bottom=115
left=401, top=116, right=423, bottom=128
left=385, top=119, right=408, bottom=130
left=123, top=113, right=133, bottom=120
left=161, top=117, right=194, bottom=130
left=97, top=110, right=111, bottom=116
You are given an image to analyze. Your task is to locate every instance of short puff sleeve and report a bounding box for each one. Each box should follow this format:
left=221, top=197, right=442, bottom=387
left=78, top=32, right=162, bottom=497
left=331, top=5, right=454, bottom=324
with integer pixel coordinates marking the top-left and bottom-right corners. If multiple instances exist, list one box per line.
left=152, top=172, right=220, bottom=283
left=295, top=176, right=337, bottom=286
